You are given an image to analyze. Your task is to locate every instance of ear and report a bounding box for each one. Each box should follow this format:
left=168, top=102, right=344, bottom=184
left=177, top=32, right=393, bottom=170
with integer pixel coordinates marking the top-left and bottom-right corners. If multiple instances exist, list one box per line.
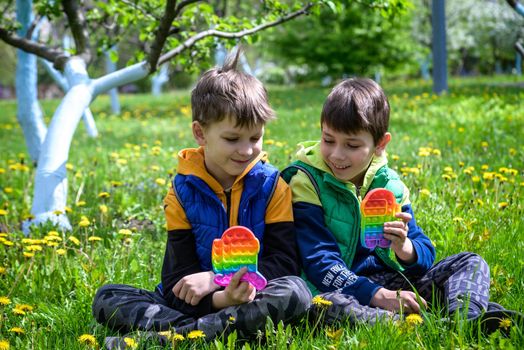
left=374, top=132, right=391, bottom=156
left=192, top=121, right=206, bottom=146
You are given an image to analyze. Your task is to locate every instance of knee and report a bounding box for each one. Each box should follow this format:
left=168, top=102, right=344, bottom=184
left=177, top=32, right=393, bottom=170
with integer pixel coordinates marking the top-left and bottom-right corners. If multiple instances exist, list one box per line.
left=277, top=276, right=312, bottom=314
left=461, top=252, right=490, bottom=276
left=92, top=284, right=119, bottom=321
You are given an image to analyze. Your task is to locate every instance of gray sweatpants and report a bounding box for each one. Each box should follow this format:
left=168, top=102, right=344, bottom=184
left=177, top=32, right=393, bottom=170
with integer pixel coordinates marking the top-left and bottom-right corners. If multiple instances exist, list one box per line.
left=92, top=275, right=312, bottom=339
left=316, top=252, right=490, bottom=324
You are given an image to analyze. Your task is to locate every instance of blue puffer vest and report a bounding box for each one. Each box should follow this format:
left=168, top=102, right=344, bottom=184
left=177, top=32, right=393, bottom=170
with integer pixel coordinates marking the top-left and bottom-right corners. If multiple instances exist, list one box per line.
left=173, top=160, right=280, bottom=271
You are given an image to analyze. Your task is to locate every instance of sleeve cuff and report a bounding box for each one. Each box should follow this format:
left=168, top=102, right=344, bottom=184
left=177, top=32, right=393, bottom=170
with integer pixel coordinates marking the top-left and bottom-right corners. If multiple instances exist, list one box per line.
left=341, top=277, right=382, bottom=306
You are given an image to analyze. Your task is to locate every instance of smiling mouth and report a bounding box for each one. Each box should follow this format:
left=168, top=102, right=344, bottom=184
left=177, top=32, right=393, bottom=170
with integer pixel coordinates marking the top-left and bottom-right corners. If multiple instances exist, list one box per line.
left=232, top=158, right=251, bottom=164
left=331, top=162, right=350, bottom=170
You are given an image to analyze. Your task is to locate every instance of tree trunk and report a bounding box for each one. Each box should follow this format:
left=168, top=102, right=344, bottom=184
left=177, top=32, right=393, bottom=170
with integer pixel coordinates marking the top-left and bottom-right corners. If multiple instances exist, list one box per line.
left=16, top=0, right=46, bottom=164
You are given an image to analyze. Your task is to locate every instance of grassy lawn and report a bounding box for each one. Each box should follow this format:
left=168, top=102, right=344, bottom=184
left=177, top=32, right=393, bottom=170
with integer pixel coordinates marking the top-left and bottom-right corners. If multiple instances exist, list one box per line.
left=0, top=76, right=523, bottom=349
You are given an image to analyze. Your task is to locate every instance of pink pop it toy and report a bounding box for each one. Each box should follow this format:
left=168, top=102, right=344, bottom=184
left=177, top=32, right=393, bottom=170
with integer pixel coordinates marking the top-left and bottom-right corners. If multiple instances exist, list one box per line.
left=212, top=226, right=267, bottom=290
left=360, top=188, right=400, bottom=250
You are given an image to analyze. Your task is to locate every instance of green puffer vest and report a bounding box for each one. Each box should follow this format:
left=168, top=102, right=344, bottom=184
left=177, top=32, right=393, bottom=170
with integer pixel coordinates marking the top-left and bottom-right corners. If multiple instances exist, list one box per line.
left=282, top=160, right=406, bottom=278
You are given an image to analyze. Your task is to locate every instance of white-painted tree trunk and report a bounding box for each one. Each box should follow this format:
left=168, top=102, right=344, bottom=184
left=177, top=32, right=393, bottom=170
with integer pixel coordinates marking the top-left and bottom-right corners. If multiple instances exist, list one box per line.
left=23, top=59, right=149, bottom=234
left=15, top=0, right=46, bottom=164
left=105, top=47, right=121, bottom=115
left=151, top=64, right=169, bottom=96
left=39, top=58, right=98, bottom=137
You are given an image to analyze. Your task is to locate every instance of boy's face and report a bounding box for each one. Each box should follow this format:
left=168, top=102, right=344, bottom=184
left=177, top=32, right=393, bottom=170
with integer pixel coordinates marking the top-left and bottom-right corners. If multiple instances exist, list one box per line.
left=320, top=123, right=390, bottom=185
left=193, top=117, right=264, bottom=189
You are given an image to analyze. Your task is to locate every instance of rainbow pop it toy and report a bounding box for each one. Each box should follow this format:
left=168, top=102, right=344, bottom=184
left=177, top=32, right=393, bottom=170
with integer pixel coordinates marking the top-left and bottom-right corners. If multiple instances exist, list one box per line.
left=360, top=188, right=400, bottom=250
left=212, top=226, right=267, bottom=290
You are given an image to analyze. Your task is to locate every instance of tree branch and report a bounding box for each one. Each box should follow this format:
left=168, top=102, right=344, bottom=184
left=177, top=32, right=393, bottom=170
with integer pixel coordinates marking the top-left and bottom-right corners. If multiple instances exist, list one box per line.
left=174, top=0, right=202, bottom=17
left=121, top=0, right=160, bottom=21
left=158, top=3, right=314, bottom=66
left=0, top=27, right=65, bottom=65
left=62, top=0, right=92, bottom=64
left=147, top=0, right=178, bottom=73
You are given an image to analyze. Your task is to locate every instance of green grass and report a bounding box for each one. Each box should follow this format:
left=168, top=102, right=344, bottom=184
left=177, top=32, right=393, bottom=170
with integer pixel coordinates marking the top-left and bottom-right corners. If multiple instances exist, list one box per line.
left=0, top=76, right=523, bottom=349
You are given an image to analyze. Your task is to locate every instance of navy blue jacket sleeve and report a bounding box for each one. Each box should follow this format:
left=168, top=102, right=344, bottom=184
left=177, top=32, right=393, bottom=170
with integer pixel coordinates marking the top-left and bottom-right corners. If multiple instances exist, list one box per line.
left=293, top=201, right=382, bottom=306
left=398, top=204, right=436, bottom=275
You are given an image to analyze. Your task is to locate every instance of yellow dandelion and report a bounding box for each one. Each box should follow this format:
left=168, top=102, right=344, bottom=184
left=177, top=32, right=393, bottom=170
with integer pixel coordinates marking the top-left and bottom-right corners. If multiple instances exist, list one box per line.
left=472, top=176, right=481, bottom=183
left=53, top=209, right=63, bottom=215
left=68, top=236, right=80, bottom=246
left=111, top=181, right=123, bottom=187
left=48, top=230, right=59, bottom=237
left=0, top=266, right=6, bottom=275
left=56, top=248, right=67, bottom=255
left=155, top=178, right=166, bottom=186
left=44, top=235, right=62, bottom=242
left=499, top=318, right=511, bottom=331
left=509, top=148, right=517, bottom=156
left=441, top=174, right=452, bottom=181
left=13, top=308, right=26, bottom=315
left=187, top=330, right=206, bottom=339
left=0, top=340, right=9, bottom=350
left=9, top=327, right=24, bottom=335
left=405, top=313, right=423, bottom=326
left=99, top=204, right=108, bottom=214
left=443, top=166, right=453, bottom=173
left=78, top=334, right=98, bottom=346
left=118, top=229, right=133, bottom=236
left=392, top=154, right=400, bottom=161
left=172, top=333, right=185, bottom=341
left=123, top=337, right=137, bottom=348
left=65, top=163, right=74, bottom=170
left=0, top=233, right=7, bottom=237
left=88, top=236, right=102, bottom=242
left=76, top=201, right=86, bottom=207
left=0, top=296, right=11, bottom=305
left=312, top=295, right=333, bottom=307
left=480, top=141, right=488, bottom=148
left=23, top=252, right=34, bottom=258
left=481, top=164, right=489, bottom=171
left=4, top=188, right=13, bottom=194
left=0, top=209, right=7, bottom=216
left=98, top=192, right=110, bottom=198
left=498, top=202, right=509, bottom=209
left=46, top=242, right=59, bottom=247
left=78, top=216, right=90, bottom=227
left=326, top=327, right=344, bottom=340
left=419, top=189, right=431, bottom=197
left=15, top=304, right=33, bottom=312
left=1, top=239, right=14, bottom=247
left=26, top=245, right=43, bottom=252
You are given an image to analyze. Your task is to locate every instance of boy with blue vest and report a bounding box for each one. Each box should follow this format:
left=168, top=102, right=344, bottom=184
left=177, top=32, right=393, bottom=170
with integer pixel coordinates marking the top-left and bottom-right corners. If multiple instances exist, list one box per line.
left=282, top=78, right=521, bottom=332
left=92, top=51, right=311, bottom=343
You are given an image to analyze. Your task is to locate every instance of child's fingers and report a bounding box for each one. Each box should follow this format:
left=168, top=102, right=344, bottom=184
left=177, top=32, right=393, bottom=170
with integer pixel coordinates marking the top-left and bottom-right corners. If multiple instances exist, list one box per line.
left=229, top=267, right=248, bottom=289
left=395, top=212, right=412, bottom=223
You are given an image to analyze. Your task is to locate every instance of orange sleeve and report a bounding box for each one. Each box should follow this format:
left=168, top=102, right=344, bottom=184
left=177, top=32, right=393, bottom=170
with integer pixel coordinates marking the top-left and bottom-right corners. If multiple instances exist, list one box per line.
left=164, top=187, right=192, bottom=230
left=265, top=177, right=294, bottom=224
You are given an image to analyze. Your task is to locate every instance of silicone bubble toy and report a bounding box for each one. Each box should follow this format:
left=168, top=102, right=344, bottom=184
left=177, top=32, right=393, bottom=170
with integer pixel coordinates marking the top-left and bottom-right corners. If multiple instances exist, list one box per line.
left=212, top=226, right=267, bottom=290
left=360, top=188, right=400, bottom=250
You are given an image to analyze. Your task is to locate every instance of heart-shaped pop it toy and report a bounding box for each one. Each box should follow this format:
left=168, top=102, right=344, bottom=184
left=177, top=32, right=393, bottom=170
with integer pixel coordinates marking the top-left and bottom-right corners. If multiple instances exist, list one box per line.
left=212, top=226, right=267, bottom=290
left=360, top=188, right=400, bottom=250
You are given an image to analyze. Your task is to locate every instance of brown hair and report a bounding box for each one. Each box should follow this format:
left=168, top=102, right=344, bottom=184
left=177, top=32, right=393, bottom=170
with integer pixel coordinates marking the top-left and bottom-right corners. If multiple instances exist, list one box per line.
left=321, top=78, right=390, bottom=144
left=191, top=48, right=275, bottom=129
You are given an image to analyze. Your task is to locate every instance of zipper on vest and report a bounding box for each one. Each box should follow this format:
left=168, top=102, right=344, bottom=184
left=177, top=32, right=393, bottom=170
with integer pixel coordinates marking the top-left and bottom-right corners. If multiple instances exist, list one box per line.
left=224, top=189, right=232, bottom=226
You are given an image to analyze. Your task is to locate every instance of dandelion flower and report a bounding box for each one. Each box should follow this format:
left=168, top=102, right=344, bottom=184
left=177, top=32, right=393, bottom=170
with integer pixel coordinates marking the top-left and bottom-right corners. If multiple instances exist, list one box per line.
left=76, top=201, right=86, bottom=207
left=78, top=334, right=98, bottom=346
left=0, top=209, right=7, bottom=216
left=118, top=229, right=132, bottom=236
left=419, top=189, right=431, bottom=197
left=16, top=304, right=34, bottom=312
left=172, top=333, right=185, bottom=341
left=9, top=327, right=24, bottom=335
left=56, top=248, right=67, bottom=256
left=23, top=252, right=34, bottom=258
left=499, top=318, right=511, bottom=331
left=123, top=337, right=137, bottom=348
left=88, top=236, right=102, bottom=242
left=0, top=340, right=9, bottom=350
left=155, top=178, right=166, bottom=186
left=4, top=188, right=13, bottom=194
left=187, top=330, right=206, bottom=339
left=99, top=204, right=108, bottom=214
left=312, top=295, right=333, bottom=308
left=47, top=231, right=59, bottom=237
left=12, top=308, right=26, bottom=315
left=98, top=192, right=110, bottom=198
left=326, top=328, right=344, bottom=340
left=498, top=202, right=509, bottom=209
left=405, top=314, right=423, bottom=326
left=68, top=236, right=80, bottom=246
left=0, top=267, right=6, bottom=275
left=53, top=209, right=64, bottom=215
left=0, top=296, right=11, bottom=305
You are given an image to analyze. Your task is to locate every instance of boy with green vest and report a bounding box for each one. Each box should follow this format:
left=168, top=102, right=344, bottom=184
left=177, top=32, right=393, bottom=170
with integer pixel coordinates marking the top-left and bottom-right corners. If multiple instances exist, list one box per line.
left=92, top=50, right=311, bottom=345
left=282, top=78, right=521, bottom=331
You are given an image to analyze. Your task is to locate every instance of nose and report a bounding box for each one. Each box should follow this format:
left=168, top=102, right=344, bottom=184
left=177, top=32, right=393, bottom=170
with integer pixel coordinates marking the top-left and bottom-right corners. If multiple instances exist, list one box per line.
left=237, top=142, right=253, bottom=157
left=330, top=145, right=345, bottom=161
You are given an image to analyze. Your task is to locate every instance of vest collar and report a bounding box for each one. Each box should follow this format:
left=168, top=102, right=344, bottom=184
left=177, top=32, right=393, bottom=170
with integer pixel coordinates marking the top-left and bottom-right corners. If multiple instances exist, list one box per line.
left=176, top=147, right=267, bottom=193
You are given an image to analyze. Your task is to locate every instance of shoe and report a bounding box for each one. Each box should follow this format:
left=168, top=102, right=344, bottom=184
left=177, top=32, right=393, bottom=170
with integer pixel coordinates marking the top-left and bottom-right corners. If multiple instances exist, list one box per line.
left=472, top=309, right=524, bottom=336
